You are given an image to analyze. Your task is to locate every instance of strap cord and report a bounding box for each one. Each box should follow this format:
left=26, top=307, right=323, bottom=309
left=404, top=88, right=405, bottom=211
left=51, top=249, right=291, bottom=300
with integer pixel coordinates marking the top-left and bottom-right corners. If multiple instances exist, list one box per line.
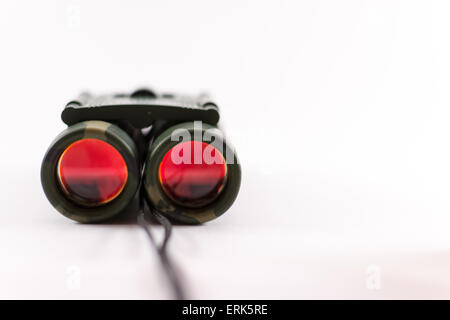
left=137, top=185, right=186, bottom=300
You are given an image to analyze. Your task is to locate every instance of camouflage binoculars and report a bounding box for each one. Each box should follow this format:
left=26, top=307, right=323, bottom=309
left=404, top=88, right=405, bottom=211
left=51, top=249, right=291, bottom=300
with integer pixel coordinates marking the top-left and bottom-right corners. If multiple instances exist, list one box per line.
left=41, top=89, right=241, bottom=224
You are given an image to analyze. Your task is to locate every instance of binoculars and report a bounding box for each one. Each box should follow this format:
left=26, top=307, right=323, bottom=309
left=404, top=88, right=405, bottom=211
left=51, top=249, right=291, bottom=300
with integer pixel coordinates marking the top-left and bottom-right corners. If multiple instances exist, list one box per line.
left=41, top=88, right=241, bottom=224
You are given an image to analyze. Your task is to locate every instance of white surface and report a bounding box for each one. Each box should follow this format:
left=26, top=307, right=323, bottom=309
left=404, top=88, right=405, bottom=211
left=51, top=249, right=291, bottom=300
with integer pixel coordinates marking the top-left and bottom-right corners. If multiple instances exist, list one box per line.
left=2, top=0, right=450, bottom=299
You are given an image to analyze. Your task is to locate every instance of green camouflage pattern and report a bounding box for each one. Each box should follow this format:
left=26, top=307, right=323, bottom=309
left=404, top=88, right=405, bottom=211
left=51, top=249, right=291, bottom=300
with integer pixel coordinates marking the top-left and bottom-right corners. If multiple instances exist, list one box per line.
left=41, top=120, right=140, bottom=223
left=143, top=122, right=241, bottom=224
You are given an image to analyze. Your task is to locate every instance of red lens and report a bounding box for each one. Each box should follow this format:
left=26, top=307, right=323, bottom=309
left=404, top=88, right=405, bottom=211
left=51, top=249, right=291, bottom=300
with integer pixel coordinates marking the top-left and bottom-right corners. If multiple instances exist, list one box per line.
left=158, top=141, right=227, bottom=208
left=57, top=139, right=128, bottom=206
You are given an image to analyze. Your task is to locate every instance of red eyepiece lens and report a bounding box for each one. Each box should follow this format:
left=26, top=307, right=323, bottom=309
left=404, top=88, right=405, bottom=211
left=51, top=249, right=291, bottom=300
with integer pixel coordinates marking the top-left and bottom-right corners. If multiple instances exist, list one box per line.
left=57, top=139, right=128, bottom=206
left=158, top=141, right=227, bottom=208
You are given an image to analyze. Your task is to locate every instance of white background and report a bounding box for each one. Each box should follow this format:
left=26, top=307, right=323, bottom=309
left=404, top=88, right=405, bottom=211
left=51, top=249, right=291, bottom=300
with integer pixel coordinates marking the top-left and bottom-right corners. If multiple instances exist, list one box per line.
left=1, top=0, right=450, bottom=299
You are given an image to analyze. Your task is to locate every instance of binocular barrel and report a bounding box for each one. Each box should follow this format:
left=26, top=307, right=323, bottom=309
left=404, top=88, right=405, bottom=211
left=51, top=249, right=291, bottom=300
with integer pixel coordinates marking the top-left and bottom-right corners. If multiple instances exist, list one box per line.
left=143, top=121, right=241, bottom=224
left=41, top=121, right=141, bottom=223
left=41, top=90, right=241, bottom=224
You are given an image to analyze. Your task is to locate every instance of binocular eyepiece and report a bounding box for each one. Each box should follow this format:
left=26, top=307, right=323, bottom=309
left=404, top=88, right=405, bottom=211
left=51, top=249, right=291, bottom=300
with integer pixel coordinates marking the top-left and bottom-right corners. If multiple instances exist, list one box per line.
left=41, top=89, right=241, bottom=224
